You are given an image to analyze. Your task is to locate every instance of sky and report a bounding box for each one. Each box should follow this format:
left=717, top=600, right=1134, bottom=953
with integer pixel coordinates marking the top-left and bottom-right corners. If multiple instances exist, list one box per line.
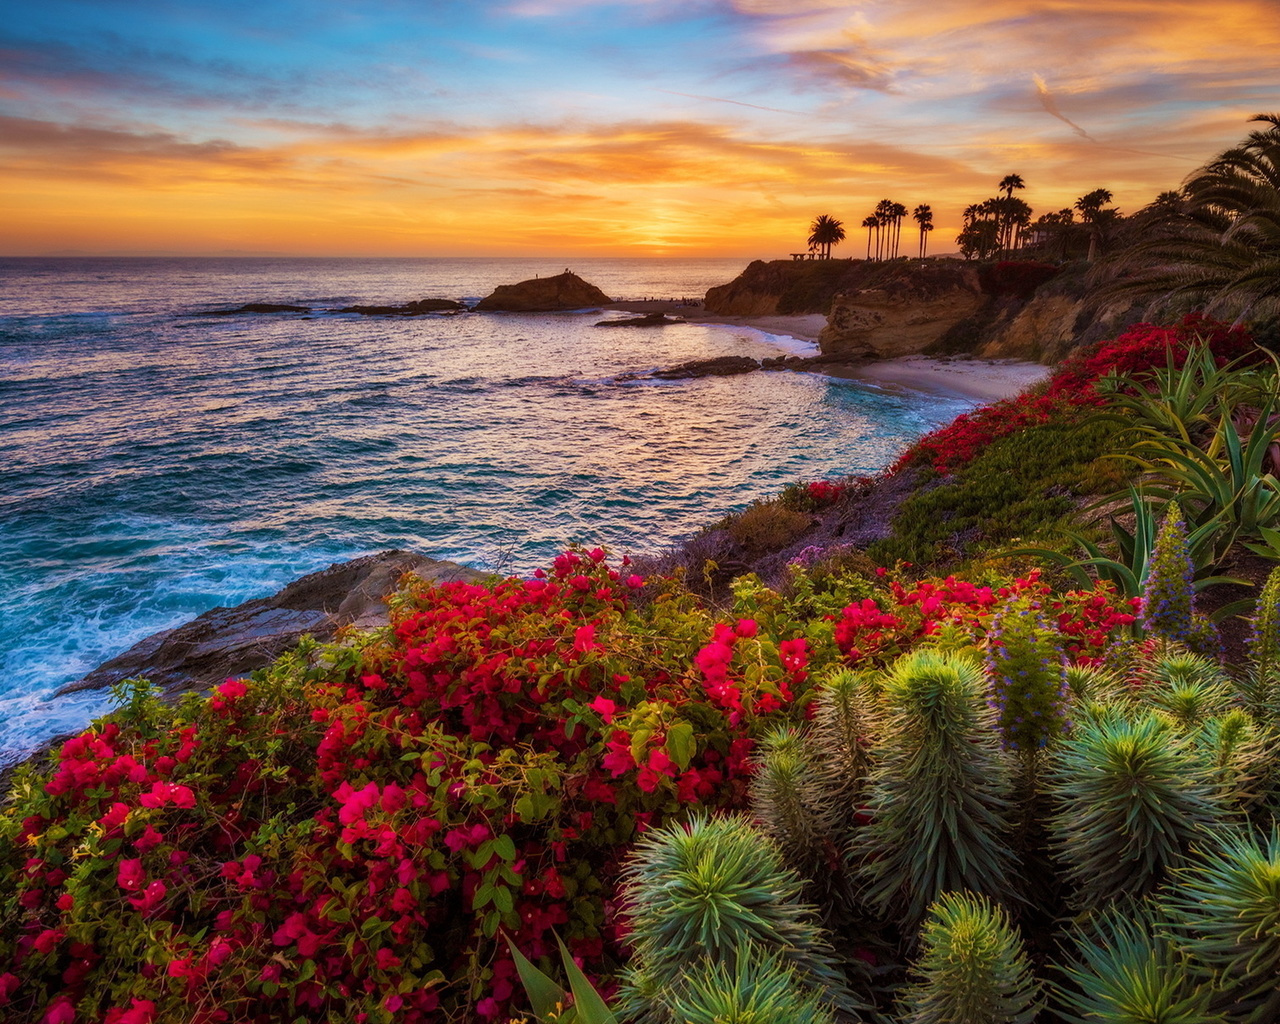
left=2, top=0, right=1278, bottom=257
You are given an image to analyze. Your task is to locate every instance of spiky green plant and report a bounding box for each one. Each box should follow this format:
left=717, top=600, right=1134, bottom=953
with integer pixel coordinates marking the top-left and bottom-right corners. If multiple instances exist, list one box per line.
left=749, top=725, right=836, bottom=880
left=809, top=667, right=880, bottom=830
left=985, top=595, right=1069, bottom=752
left=1048, top=711, right=1226, bottom=911
left=664, top=943, right=838, bottom=1024
left=1163, top=826, right=1280, bottom=1023
left=1054, top=902, right=1220, bottom=1024
left=1144, top=678, right=1234, bottom=730
left=851, top=649, right=1017, bottom=930
left=615, top=814, right=864, bottom=1023
left=1244, top=564, right=1280, bottom=714
left=898, top=891, right=1043, bottom=1024
left=1142, top=649, right=1231, bottom=689
left=1141, top=501, right=1197, bottom=644
left=1193, top=710, right=1271, bottom=810
left=1063, top=662, right=1124, bottom=706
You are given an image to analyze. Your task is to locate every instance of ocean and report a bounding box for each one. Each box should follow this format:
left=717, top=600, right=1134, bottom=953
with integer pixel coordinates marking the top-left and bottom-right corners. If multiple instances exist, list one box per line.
left=0, top=256, right=975, bottom=764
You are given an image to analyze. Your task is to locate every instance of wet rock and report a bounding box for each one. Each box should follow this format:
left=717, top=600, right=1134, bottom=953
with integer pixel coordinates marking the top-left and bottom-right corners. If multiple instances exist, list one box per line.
left=335, top=299, right=466, bottom=315
left=58, top=551, right=483, bottom=698
left=617, top=355, right=761, bottom=381
left=474, top=271, right=612, bottom=312
left=594, top=312, right=684, bottom=327
left=196, top=303, right=312, bottom=315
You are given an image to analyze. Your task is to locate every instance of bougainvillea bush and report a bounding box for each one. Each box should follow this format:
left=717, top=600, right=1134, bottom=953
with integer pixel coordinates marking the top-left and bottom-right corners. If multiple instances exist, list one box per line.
left=0, top=548, right=1144, bottom=1024
left=894, top=314, right=1258, bottom=478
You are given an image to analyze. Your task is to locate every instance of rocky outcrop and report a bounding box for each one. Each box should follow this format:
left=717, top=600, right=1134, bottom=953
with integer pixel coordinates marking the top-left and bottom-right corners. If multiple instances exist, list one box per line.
left=818, top=264, right=985, bottom=359
left=335, top=299, right=465, bottom=315
left=703, top=259, right=870, bottom=316
left=58, top=551, right=483, bottom=698
left=475, top=272, right=612, bottom=312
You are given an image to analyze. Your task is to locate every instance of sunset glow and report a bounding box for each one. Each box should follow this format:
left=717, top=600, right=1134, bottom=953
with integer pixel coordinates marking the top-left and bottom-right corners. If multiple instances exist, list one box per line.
left=3, top=0, right=1278, bottom=256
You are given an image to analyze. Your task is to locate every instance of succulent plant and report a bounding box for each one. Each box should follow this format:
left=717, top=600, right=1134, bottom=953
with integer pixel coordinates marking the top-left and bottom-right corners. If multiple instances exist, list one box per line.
left=1054, top=901, right=1219, bottom=1024
left=985, top=594, right=1070, bottom=753
left=1048, top=711, right=1226, bottom=911
left=808, top=667, right=881, bottom=829
left=851, top=649, right=1017, bottom=930
left=897, top=890, right=1042, bottom=1024
left=1193, top=709, right=1272, bottom=810
left=615, top=813, right=865, bottom=1023
left=749, top=724, right=838, bottom=880
left=1163, top=826, right=1280, bottom=1023
left=663, top=942, right=838, bottom=1024
left=1141, top=502, right=1195, bottom=637
left=1244, top=564, right=1280, bottom=714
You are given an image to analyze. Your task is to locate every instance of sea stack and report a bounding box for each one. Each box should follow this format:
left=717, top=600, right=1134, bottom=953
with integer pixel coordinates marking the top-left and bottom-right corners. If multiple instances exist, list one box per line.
left=474, top=271, right=612, bottom=312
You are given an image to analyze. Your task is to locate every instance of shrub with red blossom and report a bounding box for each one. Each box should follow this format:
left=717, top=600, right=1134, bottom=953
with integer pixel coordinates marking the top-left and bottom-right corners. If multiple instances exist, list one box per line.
left=893, top=315, right=1257, bottom=477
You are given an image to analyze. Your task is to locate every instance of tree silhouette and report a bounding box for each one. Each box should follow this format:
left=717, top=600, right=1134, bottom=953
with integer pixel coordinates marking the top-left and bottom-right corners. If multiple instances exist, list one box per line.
left=1075, top=188, right=1117, bottom=260
left=913, top=204, right=934, bottom=257
left=862, top=215, right=878, bottom=260
left=1098, top=114, right=1280, bottom=320
left=808, top=214, right=846, bottom=259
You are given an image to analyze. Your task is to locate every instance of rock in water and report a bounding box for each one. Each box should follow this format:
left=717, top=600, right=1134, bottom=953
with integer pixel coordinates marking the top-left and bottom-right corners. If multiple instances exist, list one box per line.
left=58, top=551, right=482, bottom=698
left=594, top=312, right=684, bottom=327
left=650, top=355, right=760, bottom=379
left=334, top=299, right=465, bottom=315
left=474, top=271, right=612, bottom=312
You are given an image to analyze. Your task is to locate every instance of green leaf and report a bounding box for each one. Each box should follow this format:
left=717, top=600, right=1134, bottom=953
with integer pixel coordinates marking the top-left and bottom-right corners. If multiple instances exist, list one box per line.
left=506, top=935, right=567, bottom=1019
left=493, top=885, right=514, bottom=915
left=666, top=722, right=695, bottom=771
left=493, top=834, right=517, bottom=862
left=558, top=935, right=618, bottom=1024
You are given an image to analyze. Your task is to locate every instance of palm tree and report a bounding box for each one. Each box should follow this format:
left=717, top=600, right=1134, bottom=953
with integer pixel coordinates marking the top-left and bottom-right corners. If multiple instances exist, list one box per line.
left=1097, top=114, right=1280, bottom=321
left=808, top=214, right=846, bottom=260
left=1075, top=188, right=1116, bottom=260
left=862, top=215, right=878, bottom=260
left=874, top=199, right=895, bottom=260
left=890, top=202, right=909, bottom=258
left=997, top=174, right=1027, bottom=252
left=913, top=204, right=934, bottom=257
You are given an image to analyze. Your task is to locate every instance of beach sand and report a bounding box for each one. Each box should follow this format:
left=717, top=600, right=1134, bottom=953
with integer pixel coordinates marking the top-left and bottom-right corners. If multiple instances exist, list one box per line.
left=601, top=301, right=1051, bottom=403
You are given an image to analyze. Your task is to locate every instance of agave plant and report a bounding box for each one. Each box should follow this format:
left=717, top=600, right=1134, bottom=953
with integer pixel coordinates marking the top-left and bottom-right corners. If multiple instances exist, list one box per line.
left=850, top=649, right=1018, bottom=930
left=615, top=813, right=865, bottom=1023
left=1048, top=711, right=1226, bottom=911
left=1054, top=901, right=1220, bottom=1024
left=1162, top=826, right=1280, bottom=1023
left=897, top=891, right=1042, bottom=1024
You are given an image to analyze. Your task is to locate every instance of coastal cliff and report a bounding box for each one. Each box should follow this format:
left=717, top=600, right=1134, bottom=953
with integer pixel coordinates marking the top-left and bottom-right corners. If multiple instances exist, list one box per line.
left=706, top=257, right=1140, bottom=363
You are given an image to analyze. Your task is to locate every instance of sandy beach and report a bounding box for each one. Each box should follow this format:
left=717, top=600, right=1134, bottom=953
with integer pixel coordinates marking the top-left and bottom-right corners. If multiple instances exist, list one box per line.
left=604, top=300, right=1050, bottom=403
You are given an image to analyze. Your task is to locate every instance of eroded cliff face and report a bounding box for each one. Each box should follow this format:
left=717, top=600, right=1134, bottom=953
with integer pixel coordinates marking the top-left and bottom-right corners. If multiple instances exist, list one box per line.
left=818, top=265, right=985, bottom=359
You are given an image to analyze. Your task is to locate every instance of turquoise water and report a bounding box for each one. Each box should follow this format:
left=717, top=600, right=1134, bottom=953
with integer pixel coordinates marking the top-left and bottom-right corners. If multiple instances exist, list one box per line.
left=0, top=256, right=973, bottom=762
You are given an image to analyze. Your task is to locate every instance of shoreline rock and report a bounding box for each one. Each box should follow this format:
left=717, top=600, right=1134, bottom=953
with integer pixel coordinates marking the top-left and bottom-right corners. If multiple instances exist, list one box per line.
left=57, top=551, right=483, bottom=699
left=334, top=299, right=466, bottom=315
left=594, top=312, right=685, bottom=328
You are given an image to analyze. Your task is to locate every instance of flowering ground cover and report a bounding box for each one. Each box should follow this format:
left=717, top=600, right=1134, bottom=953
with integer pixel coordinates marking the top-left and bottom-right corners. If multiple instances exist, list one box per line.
left=0, top=543, right=1141, bottom=1022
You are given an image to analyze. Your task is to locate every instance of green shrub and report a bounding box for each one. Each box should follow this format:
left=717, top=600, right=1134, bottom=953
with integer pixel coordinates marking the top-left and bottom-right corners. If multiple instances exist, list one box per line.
left=615, top=814, right=863, bottom=1023
left=898, top=891, right=1042, bottom=1024
left=1049, top=712, right=1227, bottom=911
left=851, top=649, right=1017, bottom=930
left=1163, top=826, right=1280, bottom=1023
left=1054, top=902, right=1218, bottom=1024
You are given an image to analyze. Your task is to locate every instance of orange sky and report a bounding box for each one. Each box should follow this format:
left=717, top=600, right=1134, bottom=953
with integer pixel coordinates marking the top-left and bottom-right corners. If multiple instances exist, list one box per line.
left=2, top=0, right=1278, bottom=256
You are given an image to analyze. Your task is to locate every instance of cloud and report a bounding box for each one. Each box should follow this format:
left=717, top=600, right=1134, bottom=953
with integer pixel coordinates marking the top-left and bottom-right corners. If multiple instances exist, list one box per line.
left=1033, top=75, right=1093, bottom=140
